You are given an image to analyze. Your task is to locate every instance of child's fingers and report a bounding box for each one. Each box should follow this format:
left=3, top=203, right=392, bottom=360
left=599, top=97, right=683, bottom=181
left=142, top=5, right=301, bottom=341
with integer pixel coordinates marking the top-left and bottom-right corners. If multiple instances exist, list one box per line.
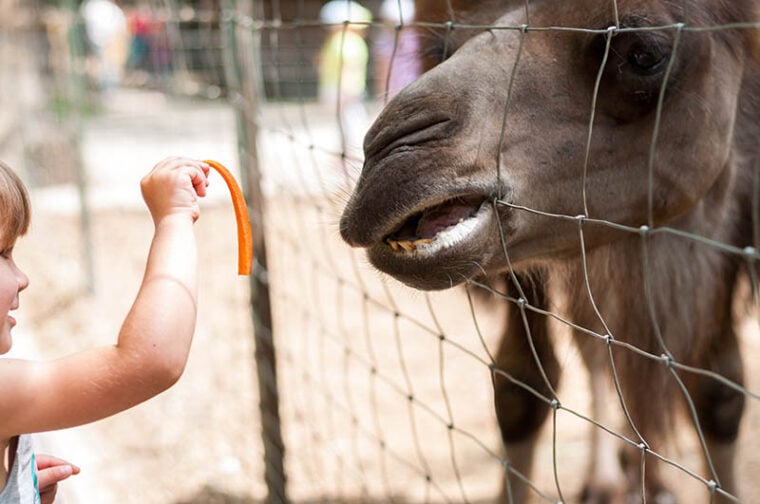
left=36, top=453, right=80, bottom=473
left=166, top=158, right=209, bottom=197
left=155, top=157, right=208, bottom=177
left=187, top=164, right=209, bottom=197
left=200, top=160, right=211, bottom=179
left=142, top=157, right=211, bottom=223
left=150, top=157, right=209, bottom=196
left=37, top=464, right=75, bottom=486
left=36, top=455, right=80, bottom=497
left=39, top=484, right=59, bottom=504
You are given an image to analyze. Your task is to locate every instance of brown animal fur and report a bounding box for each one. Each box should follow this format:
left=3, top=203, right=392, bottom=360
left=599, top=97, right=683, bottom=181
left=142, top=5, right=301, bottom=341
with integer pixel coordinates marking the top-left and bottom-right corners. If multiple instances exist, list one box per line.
left=340, top=1, right=760, bottom=502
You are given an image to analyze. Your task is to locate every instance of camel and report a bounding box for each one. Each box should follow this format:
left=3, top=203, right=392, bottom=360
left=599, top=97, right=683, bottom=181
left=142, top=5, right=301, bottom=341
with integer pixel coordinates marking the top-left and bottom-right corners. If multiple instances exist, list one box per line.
left=340, top=1, right=760, bottom=502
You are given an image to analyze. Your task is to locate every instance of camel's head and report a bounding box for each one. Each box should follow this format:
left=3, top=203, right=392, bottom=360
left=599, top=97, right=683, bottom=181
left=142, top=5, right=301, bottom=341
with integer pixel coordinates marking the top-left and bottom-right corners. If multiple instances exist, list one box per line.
left=340, top=0, right=757, bottom=290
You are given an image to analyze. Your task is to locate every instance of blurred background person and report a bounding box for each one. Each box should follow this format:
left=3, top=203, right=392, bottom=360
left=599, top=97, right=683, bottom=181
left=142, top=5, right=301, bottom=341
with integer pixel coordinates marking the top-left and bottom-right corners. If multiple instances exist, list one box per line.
left=125, top=1, right=155, bottom=84
left=81, top=0, right=128, bottom=92
left=374, top=0, right=419, bottom=100
left=318, top=0, right=373, bottom=162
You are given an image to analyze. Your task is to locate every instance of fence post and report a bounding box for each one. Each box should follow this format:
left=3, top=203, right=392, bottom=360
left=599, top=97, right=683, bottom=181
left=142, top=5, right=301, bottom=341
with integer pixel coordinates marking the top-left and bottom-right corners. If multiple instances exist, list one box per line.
left=221, top=2, right=288, bottom=502
left=63, top=0, right=96, bottom=295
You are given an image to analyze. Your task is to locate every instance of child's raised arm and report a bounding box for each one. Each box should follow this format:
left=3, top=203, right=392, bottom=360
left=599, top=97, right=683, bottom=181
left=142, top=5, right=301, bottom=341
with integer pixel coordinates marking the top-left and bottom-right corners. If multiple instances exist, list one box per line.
left=0, top=157, right=210, bottom=437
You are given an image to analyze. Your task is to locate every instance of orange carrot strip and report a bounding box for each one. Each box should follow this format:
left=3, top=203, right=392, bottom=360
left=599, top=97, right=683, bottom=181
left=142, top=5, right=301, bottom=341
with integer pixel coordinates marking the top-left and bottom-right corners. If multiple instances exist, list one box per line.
left=204, top=159, right=253, bottom=276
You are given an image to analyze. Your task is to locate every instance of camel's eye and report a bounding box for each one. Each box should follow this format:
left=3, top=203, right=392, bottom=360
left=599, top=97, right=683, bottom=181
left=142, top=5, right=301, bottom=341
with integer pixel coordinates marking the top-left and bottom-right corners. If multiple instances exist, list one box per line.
left=624, top=40, right=669, bottom=74
left=590, top=27, right=678, bottom=120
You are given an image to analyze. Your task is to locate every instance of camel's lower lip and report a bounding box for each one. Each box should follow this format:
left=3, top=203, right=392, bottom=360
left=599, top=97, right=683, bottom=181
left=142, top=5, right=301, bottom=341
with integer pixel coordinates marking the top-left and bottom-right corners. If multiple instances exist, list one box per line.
left=382, top=197, right=492, bottom=257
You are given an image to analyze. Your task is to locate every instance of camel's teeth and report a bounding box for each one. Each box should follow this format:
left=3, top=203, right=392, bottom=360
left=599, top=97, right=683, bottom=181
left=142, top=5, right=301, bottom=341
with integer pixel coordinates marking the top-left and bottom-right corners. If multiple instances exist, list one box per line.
left=398, top=240, right=416, bottom=252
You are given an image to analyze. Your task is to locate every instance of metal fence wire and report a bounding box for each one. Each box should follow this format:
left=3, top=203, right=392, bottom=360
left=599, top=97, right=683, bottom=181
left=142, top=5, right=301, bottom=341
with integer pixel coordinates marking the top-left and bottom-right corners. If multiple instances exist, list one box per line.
left=223, top=1, right=760, bottom=503
left=5, top=0, right=759, bottom=502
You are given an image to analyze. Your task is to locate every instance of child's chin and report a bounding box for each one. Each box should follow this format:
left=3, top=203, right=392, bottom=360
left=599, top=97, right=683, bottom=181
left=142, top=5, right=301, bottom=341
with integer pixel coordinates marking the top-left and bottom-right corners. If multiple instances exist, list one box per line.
left=0, top=326, right=12, bottom=354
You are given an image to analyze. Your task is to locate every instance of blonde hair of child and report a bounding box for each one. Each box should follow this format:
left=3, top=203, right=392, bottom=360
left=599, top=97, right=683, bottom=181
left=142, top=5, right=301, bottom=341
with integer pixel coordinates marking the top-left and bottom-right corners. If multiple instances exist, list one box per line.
left=0, top=160, right=31, bottom=250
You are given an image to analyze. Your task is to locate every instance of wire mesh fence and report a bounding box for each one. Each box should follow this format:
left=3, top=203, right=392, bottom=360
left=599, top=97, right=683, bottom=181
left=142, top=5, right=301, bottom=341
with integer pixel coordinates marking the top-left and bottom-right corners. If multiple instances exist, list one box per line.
left=226, top=1, right=760, bottom=503
left=2, top=0, right=760, bottom=503
left=1, top=2, right=259, bottom=503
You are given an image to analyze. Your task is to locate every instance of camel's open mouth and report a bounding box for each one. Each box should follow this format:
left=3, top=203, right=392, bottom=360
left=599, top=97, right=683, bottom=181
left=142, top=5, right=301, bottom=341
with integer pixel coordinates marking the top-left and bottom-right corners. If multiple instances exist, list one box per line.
left=384, top=195, right=490, bottom=255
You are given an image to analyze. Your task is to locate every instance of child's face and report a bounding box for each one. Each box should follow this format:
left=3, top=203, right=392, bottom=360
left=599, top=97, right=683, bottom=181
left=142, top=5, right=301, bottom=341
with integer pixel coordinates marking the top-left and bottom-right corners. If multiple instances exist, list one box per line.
left=0, top=241, right=29, bottom=354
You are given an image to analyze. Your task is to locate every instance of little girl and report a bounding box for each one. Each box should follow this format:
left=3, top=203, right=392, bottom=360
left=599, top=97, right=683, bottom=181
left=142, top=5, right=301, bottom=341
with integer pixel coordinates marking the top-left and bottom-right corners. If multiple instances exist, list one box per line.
left=0, top=157, right=211, bottom=503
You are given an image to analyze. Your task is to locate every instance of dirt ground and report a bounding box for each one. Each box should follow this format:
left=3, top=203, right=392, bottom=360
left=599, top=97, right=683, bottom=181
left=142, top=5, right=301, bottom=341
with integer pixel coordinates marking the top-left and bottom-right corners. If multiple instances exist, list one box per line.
left=15, top=205, right=262, bottom=503
left=15, top=190, right=760, bottom=504
left=6, top=92, right=760, bottom=503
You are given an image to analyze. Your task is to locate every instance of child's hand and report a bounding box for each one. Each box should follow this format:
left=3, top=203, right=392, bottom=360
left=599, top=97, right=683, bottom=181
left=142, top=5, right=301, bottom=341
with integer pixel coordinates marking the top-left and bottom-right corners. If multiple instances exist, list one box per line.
left=140, top=157, right=210, bottom=224
left=36, top=454, right=80, bottom=504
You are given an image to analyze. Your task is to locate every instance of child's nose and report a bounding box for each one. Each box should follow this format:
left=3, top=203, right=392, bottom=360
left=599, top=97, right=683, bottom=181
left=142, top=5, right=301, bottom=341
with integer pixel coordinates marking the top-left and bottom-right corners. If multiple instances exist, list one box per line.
left=16, top=266, right=29, bottom=292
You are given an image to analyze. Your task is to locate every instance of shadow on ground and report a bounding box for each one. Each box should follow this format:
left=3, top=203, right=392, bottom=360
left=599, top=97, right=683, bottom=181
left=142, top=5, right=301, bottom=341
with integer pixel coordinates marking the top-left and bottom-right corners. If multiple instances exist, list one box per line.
left=173, top=486, right=258, bottom=504
left=172, top=485, right=495, bottom=504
